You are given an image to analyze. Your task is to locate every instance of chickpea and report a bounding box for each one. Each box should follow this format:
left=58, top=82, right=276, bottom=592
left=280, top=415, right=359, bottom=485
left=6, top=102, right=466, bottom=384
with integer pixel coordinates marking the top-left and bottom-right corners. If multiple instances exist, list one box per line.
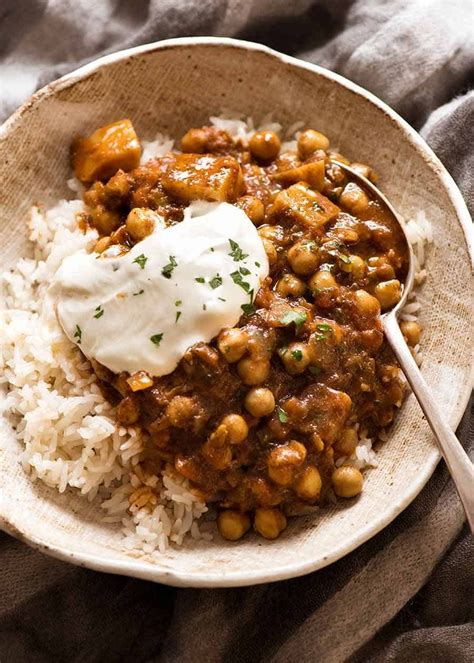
left=244, top=387, right=275, bottom=417
left=262, top=238, right=277, bottom=264
left=218, top=510, right=251, bottom=541
left=268, top=441, right=307, bottom=473
left=334, top=428, right=358, bottom=456
left=258, top=225, right=279, bottom=241
left=339, top=182, right=370, bottom=214
left=400, top=320, right=421, bottom=346
left=351, top=162, right=378, bottom=183
left=374, top=279, right=401, bottom=310
left=236, top=195, right=265, bottom=225
left=237, top=357, right=270, bottom=385
left=254, top=508, right=287, bottom=539
left=332, top=466, right=364, bottom=498
left=180, top=127, right=208, bottom=153
left=368, top=256, right=395, bottom=280
left=295, top=466, right=322, bottom=500
left=249, top=130, right=281, bottom=161
left=217, top=328, right=248, bottom=363
left=281, top=342, right=312, bottom=374
left=309, top=269, right=337, bottom=293
left=287, top=240, right=319, bottom=276
left=91, top=205, right=121, bottom=236
left=341, top=255, right=366, bottom=279
left=202, top=427, right=233, bottom=470
left=297, top=129, right=330, bottom=159
left=333, top=227, right=359, bottom=244
left=328, top=151, right=351, bottom=165
left=221, top=414, right=248, bottom=444
left=166, top=396, right=198, bottom=428
left=268, top=465, right=293, bottom=486
left=117, top=396, right=139, bottom=425
left=126, top=208, right=159, bottom=242
left=94, top=236, right=113, bottom=253
left=353, top=289, right=380, bottom=317
left=276, top=273, right=306, bottom=298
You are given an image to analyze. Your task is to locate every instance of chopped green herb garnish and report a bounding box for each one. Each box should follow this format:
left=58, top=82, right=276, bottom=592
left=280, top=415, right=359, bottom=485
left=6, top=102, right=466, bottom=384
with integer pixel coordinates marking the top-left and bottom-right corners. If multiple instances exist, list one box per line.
left=291, top=349, right=303, bottom=361
left=202, top=304, right=207, bottom=311
left=239, top=267, right=251, bottom=276
left=150, top=333, right=163, bottom=346
left=255, top=261, right=261, bottom=268
left=314, top=322, right=332, bottom=341
left=218, top=297, right=226, bottom=302
left=175, top=311, right=182, bottom=323
left=195, top=277, right=205, bottom=283
left=73, top=325, right=82, bottom=344
left=230, top=270, right=251, bottom=293
left=210, top=247, right=215, bottom=252
left=312, top=201, right=323, bottom=211
left=209, top=274, right=223, bottom=289
left=161, top=255, right=177, bottom=279
left=175, top=299, right=182, bottom=307
left=277, top=406, right=288, bottom=423
left=316, top=323, right=332, bottom=332
left=93, top=305, right=104, bottom=319
left=280, top=310, right=307, bottom=331
left=133, top=289, right=144, bottom=296
left=228, top=238, right=248, bottom=262
left=133, top=254, right=147, bottom=270
left=309, top=365, right=322, bottom=375
left=241, top=302, right=255, bottom=316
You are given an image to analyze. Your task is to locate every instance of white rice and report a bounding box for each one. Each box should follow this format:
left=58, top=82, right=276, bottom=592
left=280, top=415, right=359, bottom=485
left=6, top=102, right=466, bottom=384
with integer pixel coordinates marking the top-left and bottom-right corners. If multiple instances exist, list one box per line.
left=0, top=114, right=432, bottom=553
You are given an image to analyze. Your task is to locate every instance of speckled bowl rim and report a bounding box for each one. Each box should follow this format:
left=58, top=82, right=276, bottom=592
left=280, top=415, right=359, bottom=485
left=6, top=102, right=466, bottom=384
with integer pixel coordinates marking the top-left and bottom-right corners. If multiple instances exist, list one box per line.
left=0, top=37, right=473, bottom=588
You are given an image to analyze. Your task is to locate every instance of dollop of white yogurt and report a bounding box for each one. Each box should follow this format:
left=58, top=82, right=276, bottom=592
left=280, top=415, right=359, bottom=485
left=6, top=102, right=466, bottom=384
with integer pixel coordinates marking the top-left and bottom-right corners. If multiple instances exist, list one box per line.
left=51, top=201, right=269, bottom=376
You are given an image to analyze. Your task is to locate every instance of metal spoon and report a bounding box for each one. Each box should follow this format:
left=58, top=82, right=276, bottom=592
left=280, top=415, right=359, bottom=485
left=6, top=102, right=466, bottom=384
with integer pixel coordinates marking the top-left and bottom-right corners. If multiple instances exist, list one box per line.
left=334, top=162, right=474, bottom=531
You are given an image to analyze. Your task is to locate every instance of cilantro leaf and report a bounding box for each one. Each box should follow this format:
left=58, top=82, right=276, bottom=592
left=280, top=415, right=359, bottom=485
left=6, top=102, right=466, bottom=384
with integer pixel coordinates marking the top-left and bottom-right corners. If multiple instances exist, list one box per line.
left=291, top=349, right=303, bottom=361
left=133, top=254, right=147, bottom=270
left=175, top=311, right=182, bottom=323
left=195, top=277, right=205, bottom=283
left=241, top=302, right=255, bottom=316
left=228, top=238, right=248, bottom=262
left=150, top=333, right=163, bottom=346
left=209, top=274, right=223, bottom=289
left=277, top=406, right=288, bottom=423
left=316, top=322, right=331, bottom=332
left=161, top=255, right=177, bottom=279
left=230, top=270, right=251, bottom=293
left=73, top=325, right=82, bottom=344
left=93, top=305, right=104, bottom=319
left=280, top=310, right=307, bottom=331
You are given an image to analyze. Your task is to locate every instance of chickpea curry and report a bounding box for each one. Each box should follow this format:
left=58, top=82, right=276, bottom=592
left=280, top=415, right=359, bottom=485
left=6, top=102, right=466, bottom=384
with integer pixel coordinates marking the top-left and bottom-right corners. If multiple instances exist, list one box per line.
left=68, top=118, right=419, bottom=542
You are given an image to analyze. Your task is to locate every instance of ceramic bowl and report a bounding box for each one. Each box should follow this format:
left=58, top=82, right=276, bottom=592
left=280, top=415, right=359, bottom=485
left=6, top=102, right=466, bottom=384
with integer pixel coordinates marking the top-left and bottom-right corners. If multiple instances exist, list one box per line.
left=0, top=37, right=472, bottom=587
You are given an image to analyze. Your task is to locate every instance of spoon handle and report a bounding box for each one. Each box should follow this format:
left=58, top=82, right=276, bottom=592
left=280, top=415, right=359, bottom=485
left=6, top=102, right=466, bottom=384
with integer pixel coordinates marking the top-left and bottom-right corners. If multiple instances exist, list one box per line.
left=383, top=313, right=474, bottom=531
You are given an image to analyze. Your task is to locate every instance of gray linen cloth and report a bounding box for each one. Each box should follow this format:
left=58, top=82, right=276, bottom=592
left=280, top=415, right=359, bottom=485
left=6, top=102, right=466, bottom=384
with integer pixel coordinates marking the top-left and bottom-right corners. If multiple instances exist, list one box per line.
left=0, top=1, right=473, bottom=661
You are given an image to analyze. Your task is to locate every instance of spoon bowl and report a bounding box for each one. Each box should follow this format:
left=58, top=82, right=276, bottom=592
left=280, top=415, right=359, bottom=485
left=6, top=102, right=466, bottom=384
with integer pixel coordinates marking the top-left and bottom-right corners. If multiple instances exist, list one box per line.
left=335, top=161, right=474, bottom=531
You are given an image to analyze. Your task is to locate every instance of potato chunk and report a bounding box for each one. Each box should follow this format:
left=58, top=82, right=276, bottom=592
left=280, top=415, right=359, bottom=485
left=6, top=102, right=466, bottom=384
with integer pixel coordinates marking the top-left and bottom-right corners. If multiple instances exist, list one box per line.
left=72, top=119, right=141, bottom=184
left=161, top=154, right=245, bottom=203
left=271, top=160, right=325, bottom=191
left=283, top=384, right=352, bottom=445
left=270, top=182, right=340, bottom=228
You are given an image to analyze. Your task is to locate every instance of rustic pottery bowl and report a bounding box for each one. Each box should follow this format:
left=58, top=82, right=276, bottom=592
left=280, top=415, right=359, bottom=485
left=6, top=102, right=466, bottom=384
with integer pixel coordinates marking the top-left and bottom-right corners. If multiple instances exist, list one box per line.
left=0, top=37, right=472, bottom=587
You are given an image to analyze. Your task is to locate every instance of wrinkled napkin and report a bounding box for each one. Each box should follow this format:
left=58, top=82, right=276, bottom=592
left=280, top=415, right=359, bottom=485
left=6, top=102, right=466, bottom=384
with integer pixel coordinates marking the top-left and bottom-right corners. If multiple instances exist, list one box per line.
left=0, top=1, right=473, bottom=661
